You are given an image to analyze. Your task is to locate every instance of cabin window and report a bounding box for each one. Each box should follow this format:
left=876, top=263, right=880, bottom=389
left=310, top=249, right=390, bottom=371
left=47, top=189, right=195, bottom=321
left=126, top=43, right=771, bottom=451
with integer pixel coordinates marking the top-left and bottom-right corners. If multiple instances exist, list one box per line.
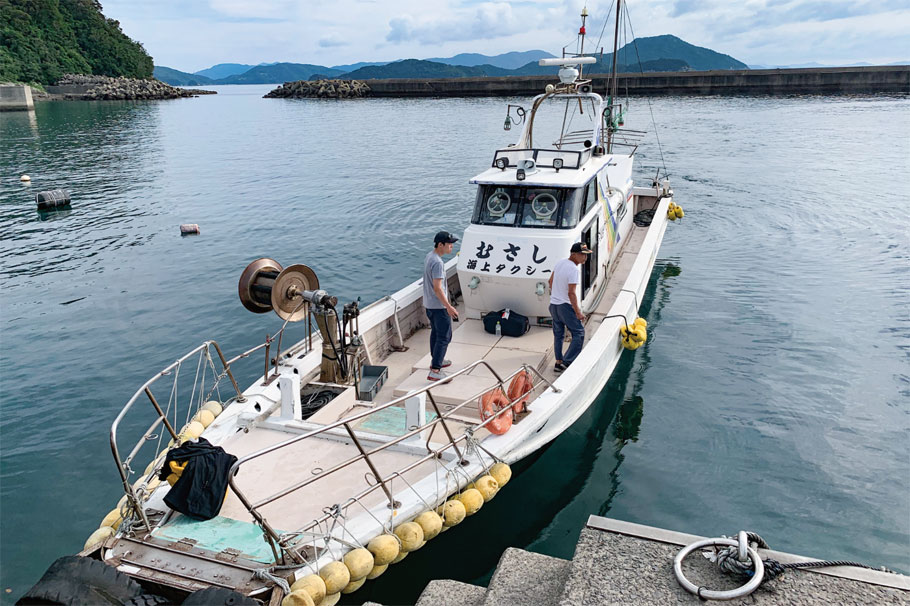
left=583, top=179, right=599, bottom=214
left=472, top=185, right=583, bottom=229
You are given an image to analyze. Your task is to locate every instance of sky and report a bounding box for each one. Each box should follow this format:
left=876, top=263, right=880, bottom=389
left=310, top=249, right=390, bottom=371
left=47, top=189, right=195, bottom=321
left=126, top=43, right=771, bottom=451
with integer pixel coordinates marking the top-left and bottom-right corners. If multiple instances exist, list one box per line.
left=101, top=0, right=910, bottom=72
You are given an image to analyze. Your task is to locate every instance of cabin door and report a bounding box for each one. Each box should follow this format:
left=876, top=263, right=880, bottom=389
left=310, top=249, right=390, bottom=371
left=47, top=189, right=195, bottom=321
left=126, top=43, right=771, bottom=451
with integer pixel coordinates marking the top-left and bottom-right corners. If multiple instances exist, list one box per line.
left=581, top=217, right=599, bottom=299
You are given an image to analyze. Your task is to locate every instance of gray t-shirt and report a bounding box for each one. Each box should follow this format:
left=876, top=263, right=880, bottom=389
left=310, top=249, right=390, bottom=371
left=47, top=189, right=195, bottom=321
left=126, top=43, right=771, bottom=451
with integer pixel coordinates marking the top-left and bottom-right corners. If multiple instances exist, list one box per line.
left=423, top=252, right=447, bottom=309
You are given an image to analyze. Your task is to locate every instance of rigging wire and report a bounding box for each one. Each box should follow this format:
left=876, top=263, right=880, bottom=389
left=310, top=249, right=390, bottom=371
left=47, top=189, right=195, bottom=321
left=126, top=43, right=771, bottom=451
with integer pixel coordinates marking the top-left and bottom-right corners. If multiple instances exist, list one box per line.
left=624, top=5, right=668, bottom=177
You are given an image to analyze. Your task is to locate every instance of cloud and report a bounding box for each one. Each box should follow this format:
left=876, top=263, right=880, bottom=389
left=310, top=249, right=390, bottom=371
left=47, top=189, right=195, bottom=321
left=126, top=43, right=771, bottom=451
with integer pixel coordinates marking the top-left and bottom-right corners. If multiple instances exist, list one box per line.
left=385, top=1, right=532, bottom=45
left=208, top=0, right=295, bottom=20
left=319, top=34, right=348, bottom=48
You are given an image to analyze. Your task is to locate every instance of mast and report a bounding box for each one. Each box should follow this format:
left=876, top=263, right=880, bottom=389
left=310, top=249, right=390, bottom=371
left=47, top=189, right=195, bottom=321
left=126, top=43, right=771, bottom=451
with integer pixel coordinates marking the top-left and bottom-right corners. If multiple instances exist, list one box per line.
left=606, top=0, right=622, bottom=153
left=578, top=7, right=588, bottom=81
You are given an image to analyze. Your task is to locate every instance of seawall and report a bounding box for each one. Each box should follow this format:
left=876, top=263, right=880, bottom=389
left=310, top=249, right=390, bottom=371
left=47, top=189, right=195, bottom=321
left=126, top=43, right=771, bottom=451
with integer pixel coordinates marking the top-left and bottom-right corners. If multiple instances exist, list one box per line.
left=363, top=66, right=909, bottom=97
left=0, top=84, right=34, bottom=111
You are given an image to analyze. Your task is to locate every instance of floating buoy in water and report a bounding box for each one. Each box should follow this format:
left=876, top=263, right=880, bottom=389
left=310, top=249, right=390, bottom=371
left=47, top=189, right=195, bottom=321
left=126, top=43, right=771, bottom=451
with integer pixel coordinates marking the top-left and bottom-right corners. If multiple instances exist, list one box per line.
left=367, top=534, right=399, bottom=565
left=318, top=561, right=350, bottom=595
left=490, top=462, right=512, bottom=487
left=180, top=223, right=200, bottom=235
left=290, top=574, right=325, bottom=604
left=35, top=189, right=71, bottom=210
left=20, top=175, right=30, bottom=182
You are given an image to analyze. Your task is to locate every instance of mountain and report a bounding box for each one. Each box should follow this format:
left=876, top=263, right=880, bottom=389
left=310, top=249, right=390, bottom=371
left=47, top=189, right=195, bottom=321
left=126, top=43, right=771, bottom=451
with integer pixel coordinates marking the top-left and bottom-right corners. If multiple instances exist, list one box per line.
left=338, top=59, right=489, bottom=80
left=214, top=62, right=342, bottom=84
left=0, top=0, right=153, bottom=84
left=194, top=63, right=255, bottom=79
left=606, top=35, right=747, bottom=71
left=154, top=66, right=214, bottom=86
left=329, top=61, right=390, bottom=73
left=426, top=50, right=555, bottom=69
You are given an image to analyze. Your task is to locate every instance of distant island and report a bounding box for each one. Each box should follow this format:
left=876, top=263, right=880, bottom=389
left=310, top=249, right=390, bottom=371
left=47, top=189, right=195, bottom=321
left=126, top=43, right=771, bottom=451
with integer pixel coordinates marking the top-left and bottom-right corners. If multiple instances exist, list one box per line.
left=154, top=36, right=747, bottom=86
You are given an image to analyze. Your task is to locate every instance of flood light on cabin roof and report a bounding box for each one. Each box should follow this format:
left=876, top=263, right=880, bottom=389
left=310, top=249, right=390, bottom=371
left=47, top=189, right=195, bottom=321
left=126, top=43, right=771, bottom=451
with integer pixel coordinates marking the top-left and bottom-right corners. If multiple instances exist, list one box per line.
left=516, top=168, right=526, bottom=181
left=553, top=158, right=563, bottom=172
left=495, top=158, right=508, bottom=170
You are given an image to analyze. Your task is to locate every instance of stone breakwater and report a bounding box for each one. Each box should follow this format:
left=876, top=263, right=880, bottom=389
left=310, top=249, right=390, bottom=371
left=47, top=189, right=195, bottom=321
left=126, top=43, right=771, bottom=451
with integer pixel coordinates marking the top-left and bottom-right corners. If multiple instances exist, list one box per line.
left=264, top=79, right=370, bottom=99
left=48, top=74, right=215, bottom=100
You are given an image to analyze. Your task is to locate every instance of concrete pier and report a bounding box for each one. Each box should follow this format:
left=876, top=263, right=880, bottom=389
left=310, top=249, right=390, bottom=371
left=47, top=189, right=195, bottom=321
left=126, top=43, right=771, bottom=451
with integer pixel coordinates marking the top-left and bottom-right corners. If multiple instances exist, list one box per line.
left=404, top=515, right=908, bottom=605
left=363, top=66, right=909, bottom=97
left=0, top=84, right=34, bottom=111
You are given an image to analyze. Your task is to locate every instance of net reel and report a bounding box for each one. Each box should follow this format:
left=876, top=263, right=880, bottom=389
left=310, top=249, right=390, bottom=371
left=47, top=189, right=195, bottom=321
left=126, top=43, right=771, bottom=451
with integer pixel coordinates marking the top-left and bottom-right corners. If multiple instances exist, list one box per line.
left=238, top=258, right=333, bottom=321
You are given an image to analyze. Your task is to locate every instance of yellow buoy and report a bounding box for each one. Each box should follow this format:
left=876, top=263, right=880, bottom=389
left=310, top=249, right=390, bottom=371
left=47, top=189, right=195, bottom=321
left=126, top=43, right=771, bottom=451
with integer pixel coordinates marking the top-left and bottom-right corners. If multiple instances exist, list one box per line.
left=390, top=551, right=408, bottom=564
left=201, top=401, right=223, bottom=416
left=290, top=574, right=326, bottom=605
left=117, top=494, right=128, bottom=510
left=634, top=317, right=647, bottom=329
left=194, top=409, right=216, bottom=428
left=367, top=534, right=399, bottom=566
left=674, top=204, right=684, bottom=218
left=343, top=548, right=374, bottom=581
left=474, top=475, right=499, bottom=502
left=84, top=526, right=114, bottom=550
left=180, top=421, right=205, bottom=441
left=366, top=563, right=388, bottom=580
left=394, top=522, right=424, bottom=552
left=414, top=511, right=443, bottom=541
left=281, top=590, right=315, bottom=606
left=458, top=488, right=484, bottom=516
left=490, top=462, right=512, bottom=487
left=100, top=508, right=123, bottom=530
left=318, top=561, right=350, bottom=595
left=629, top=326, right=647, bottom=343
left=317, top=592, right=340, bottom=606
left=340, top=577, right=365, bottom=594
left=442, top=499, right=466, bottom=527
left=619, top=324, right=631, bottom=338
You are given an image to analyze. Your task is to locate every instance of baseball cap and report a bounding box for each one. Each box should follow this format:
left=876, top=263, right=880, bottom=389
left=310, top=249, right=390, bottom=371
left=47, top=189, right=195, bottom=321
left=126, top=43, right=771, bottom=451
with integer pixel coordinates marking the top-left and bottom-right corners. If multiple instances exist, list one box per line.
left=434, top=231, right=459, bottom=244
left=570, top=242, right=592, bottom=254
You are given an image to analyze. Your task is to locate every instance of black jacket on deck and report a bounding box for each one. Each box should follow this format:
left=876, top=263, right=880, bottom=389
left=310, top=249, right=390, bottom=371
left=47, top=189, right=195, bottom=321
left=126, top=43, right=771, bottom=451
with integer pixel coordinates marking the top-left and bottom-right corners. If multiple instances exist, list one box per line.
left=158, top=437, right=238, bottom=520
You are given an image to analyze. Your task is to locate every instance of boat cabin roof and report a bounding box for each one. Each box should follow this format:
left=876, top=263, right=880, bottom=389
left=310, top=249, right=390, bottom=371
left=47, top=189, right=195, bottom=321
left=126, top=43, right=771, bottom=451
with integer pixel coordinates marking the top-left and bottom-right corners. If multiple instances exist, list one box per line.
left=471, top=149, right=613, bottom=188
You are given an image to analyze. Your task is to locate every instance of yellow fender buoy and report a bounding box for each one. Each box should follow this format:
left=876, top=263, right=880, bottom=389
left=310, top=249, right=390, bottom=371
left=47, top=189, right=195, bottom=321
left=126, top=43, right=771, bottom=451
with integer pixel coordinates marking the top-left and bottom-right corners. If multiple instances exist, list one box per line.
left=414, top=511, right=443, bottom=541
left=194, top=409, right=216, bottom=428
left=367, top=534, right=400, bottom=566
left=634, top=317, right=647, bottom=329
left=474, top=475, right=499, bottom=502
left=366, top=563, right=388, bottom=580
left=282, top=590, right=315, bottom=606
left=341, top=577, right=365, bottom=594
left=490, top=462, right=511, bottom=487
left=84, top=526, right=114, bottom=551
left=441, top=499, right=466, bottom=527
left=317, top=592, right=340, bottom=606
left=201, top=400, right=223, bottom=416
left=458, top=488, right=484, bottom=516
left=394, top=522, right=424, bottom=552
left=390, top=551, right=408, bottom=564
left=100, top=508, right=123, bottom=530
left=290, top=574, right=326, bottom=605
left=318, top=561, right=350, bottom=595
left=342, top=547, right=374, bottom=581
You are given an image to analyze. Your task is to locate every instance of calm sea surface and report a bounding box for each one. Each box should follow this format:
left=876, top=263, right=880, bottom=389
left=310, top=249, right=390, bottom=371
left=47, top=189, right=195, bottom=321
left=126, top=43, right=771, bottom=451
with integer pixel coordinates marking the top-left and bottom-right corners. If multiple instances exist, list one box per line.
left=1, top=86, right=908, bottom=604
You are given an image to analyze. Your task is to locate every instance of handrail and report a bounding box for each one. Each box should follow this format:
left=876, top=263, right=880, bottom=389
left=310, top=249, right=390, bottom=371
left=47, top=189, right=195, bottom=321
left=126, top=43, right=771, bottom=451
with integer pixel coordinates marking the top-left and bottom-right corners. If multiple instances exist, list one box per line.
left=227, top=359, right=561, bottom=562
left=109, top=340, right=243, bottom=531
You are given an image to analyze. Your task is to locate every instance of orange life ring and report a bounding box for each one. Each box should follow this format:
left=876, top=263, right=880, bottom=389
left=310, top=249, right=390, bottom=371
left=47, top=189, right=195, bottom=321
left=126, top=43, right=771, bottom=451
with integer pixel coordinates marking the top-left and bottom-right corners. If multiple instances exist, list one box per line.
left=479, top=388, right=513, bottom=435
left=507, top=371, right=533, bottom=414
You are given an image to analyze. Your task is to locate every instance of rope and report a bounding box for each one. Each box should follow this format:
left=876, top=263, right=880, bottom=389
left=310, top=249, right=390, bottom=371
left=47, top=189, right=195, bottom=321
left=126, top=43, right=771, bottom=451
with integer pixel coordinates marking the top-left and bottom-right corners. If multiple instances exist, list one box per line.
left=711, top=531, right=893, bottom=585
left=252, top=568, right=291, bottom=595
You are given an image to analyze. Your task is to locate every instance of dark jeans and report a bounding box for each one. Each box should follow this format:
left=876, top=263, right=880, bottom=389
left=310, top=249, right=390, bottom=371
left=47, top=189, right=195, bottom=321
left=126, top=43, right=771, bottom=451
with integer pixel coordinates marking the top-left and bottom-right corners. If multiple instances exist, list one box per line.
left=426, top=308, right=452, bottom=370
left=550, top=303, right=585, bottom=364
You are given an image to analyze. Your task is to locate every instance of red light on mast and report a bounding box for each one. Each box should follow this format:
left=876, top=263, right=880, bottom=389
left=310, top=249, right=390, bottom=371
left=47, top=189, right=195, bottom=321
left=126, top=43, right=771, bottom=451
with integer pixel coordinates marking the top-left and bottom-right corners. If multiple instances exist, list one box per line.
left=579, top=26, right=586, bottom=35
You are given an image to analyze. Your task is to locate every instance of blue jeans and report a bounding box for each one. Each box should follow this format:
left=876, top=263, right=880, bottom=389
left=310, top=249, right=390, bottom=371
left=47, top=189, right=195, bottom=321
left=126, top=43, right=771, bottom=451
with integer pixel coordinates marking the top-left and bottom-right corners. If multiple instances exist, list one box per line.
left=426, top=308, right=452, bottom=370
left=550, top=303, right=585, bottom=365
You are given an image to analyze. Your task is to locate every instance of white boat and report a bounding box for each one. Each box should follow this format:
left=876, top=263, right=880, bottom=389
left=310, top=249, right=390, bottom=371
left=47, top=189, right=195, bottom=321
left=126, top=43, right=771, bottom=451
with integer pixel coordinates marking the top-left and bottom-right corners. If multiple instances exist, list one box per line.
left=26, top=4, right=682, bottom=605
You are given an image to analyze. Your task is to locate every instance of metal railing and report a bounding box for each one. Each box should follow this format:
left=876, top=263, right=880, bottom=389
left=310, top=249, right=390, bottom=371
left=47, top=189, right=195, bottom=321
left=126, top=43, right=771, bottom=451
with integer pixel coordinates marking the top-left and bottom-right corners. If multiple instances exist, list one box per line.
left=109, top=340, right=244, bottom=531
left=227, top=359, right=560, bottom=564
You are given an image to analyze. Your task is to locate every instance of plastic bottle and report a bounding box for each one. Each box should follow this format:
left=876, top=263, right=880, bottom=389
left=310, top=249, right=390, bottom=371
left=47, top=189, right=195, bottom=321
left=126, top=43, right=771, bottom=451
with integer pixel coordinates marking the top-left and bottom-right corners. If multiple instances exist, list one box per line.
left=495, top=322, right=501, bottom=336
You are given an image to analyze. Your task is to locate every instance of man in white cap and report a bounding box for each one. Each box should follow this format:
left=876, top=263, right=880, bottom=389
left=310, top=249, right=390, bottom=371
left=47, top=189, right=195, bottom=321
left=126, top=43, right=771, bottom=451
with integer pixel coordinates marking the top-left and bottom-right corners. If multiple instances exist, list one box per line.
left=424, top=230, right=459, bottom=381
left=548, top=242, right=591, bottom=372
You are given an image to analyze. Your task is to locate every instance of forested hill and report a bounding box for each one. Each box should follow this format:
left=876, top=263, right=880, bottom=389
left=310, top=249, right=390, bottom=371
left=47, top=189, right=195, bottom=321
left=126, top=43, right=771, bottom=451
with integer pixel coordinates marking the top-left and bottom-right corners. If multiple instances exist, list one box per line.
left=0, top=0, right=153, bottom=85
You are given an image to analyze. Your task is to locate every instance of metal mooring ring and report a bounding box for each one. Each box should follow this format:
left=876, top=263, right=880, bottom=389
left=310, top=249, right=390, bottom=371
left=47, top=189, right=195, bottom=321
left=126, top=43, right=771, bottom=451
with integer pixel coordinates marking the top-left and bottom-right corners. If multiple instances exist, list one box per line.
left=674, top=538, right=765, bottom=601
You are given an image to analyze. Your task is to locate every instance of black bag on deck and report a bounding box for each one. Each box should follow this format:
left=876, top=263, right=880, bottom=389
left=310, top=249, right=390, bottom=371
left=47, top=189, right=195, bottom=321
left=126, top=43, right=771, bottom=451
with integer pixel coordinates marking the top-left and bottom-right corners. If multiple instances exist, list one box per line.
left=159, top=437, right=237, bottom=520
left=483, top=308, right=530, bottom=337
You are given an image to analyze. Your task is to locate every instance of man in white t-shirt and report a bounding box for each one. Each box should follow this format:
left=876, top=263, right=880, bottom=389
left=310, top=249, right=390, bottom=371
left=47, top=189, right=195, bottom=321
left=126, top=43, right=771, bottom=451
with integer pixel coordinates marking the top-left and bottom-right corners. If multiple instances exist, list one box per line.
left=548, top=242, right=591, bottom=372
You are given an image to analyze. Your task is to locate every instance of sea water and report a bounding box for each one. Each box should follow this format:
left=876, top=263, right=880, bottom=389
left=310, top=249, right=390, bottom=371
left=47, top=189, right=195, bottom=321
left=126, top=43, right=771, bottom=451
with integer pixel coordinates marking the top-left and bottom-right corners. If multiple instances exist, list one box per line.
left=1, top=86, right=907, bottom=604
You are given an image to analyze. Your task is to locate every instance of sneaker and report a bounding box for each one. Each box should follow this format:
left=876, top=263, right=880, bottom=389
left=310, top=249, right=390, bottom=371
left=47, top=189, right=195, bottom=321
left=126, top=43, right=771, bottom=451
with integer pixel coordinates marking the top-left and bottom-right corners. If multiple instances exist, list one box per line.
left=554, top=361, right=567, bottom=373
left=427, top=369, right=447, bottom=381
left=441, top=359, right=453, bottom=368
